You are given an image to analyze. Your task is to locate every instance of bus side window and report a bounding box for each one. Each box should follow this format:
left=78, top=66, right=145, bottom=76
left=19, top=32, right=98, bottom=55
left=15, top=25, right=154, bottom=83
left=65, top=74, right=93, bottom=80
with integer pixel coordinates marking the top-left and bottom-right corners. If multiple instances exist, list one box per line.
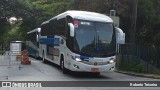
left=54, top=18, right=66, bottom=37
left=29, top=32, right=37, bottom=46
left=66, top=16, right=74, bottom=51
left=50, top=19, right=56, bottom=35
left=49, top=18, right=66, bottom=37
left=41, top=22, right=51, bottom=36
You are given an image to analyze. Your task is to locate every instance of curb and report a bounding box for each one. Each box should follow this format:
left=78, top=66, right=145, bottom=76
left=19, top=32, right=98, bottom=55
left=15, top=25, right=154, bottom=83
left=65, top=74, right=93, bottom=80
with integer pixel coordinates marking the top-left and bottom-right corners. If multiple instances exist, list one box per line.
left=115, top=70, right=160, bottom=79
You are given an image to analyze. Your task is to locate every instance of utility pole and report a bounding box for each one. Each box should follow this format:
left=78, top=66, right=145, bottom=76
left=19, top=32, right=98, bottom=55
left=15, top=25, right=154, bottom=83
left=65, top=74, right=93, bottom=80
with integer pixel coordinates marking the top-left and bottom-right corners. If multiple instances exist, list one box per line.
left=129, top=0, right=138, bottom=43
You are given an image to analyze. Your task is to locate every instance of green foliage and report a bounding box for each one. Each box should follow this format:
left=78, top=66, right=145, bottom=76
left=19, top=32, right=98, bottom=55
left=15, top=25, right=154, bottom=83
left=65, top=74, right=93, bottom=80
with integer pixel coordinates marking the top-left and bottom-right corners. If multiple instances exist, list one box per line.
left=137, top=0, right=160, bottom=46
left=153, top=33, right=160, bottom=46
left=0, top=0, right=74, bottom=48
left=0, top=0, right=160, bottom=48
left=32, top=0, right=73, bottom=25
left=119, top=63, right=147, bottom=73
left=2, top=21, right=30, bottom=48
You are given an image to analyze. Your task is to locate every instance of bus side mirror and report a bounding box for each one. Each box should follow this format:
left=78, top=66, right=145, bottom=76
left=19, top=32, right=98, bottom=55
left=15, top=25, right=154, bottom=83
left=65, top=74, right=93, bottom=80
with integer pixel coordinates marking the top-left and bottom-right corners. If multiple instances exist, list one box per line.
left=115, top=27, right=125, bottom=44
left=36, top=34, right=39, bottom=42
left=68, top=23, right=75, bottom=37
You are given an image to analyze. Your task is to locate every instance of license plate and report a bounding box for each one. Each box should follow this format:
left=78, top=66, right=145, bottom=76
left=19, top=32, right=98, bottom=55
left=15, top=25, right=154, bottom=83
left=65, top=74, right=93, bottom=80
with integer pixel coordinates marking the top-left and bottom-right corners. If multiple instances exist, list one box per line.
left=91, top=68, right=99, bottom=72
left=89, top=59, right=104, bottom=62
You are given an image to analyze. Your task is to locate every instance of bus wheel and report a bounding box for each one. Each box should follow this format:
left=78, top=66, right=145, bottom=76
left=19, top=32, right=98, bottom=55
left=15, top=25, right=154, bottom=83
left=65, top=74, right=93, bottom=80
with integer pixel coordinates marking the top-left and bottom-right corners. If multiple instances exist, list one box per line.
left=60, top=56, right=67, bottom=74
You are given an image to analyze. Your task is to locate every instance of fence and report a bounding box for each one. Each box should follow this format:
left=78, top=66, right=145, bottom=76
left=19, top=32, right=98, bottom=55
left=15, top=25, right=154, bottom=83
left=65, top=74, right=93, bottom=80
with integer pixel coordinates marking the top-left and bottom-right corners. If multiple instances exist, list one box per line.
left=116, top=43, right=160, bottom=74
left=0, top=51, right=22, bottom=66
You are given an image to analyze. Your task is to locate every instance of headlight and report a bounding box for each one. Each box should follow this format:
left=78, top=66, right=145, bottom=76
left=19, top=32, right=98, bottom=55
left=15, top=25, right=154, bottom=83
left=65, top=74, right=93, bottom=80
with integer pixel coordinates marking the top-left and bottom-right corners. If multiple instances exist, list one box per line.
left=109, top=58, right=115, bottom=64
left=109, top=60, right=114, bottom=63
left=71, top=55, right=82, bottom=62
left=75, top=58, right=82, bottom=62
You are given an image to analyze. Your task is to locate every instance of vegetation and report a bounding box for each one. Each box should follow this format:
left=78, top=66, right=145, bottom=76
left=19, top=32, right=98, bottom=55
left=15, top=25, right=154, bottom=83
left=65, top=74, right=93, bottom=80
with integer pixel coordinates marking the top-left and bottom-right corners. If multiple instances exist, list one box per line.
left=0, top=0, right=160, bottom=73
left=0, top=0, right=160, bottom=47
left=119, top=63, right=147, bottom=73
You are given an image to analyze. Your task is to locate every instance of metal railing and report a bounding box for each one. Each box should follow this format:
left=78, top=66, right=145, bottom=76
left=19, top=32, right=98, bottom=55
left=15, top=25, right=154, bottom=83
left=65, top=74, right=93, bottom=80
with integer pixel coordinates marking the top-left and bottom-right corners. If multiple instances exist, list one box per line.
left=0, top=51, right=22, bottom=66
left=116, top=43, right=160, bottom=74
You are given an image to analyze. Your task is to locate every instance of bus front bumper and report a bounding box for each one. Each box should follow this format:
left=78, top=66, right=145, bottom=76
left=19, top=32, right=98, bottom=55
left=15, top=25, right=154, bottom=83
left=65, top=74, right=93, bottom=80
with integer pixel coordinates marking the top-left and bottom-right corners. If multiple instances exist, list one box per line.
left=66, top=60, right=115, bottom=72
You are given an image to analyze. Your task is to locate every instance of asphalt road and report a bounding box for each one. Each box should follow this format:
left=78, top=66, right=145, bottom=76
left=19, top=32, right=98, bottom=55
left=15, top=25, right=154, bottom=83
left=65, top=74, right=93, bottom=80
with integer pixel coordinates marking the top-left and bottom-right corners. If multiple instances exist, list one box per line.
left=0, top=57, right=160, bottom=90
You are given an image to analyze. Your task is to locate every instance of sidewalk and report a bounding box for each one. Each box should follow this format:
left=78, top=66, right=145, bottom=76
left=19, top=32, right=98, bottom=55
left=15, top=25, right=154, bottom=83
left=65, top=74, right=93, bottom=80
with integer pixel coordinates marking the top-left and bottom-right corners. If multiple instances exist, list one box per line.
left=116, top=70, right=160, bottom=79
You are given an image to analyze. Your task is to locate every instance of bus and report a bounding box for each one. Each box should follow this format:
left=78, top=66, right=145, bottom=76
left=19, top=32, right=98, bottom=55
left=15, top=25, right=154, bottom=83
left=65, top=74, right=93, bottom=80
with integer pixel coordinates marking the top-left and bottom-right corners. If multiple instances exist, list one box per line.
left=26, top=28, right=41, bottom=58
left=27, top=10, right=125, bottom=74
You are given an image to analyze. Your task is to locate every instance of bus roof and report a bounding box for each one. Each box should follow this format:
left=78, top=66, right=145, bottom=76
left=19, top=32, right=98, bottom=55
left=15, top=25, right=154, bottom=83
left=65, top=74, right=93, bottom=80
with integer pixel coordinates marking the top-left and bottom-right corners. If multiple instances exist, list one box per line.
left=10, top=41, right=23, bottom=43
left=42, top=10, right=113, bottom=25
left=27, top=28, right=41, bottom=34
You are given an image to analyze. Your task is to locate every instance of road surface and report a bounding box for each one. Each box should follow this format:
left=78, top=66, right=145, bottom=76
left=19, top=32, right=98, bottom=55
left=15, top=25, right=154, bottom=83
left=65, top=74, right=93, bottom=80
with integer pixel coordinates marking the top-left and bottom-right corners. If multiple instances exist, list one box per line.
left=0, top=57, right=159, bottom=90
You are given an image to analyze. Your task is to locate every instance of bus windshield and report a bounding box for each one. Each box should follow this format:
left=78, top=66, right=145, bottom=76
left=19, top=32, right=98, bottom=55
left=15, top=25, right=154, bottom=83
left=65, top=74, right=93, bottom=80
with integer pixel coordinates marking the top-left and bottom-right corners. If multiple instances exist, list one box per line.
left=74, top=20, right=116, bottom=57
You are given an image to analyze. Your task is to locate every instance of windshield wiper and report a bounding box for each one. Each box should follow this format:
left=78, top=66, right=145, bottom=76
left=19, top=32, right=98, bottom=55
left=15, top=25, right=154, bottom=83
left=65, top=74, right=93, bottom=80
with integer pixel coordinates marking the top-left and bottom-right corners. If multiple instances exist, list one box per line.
left=93, top=35, right=97, bottom=50
left=96, top=35, right=102, bottom=52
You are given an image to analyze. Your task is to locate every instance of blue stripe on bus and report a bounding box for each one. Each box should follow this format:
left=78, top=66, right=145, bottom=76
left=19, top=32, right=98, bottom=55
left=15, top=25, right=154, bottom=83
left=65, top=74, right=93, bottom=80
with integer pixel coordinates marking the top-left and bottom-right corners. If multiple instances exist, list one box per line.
left=39, top=38, right=60, bottom=45
left=80, top=56, right=90, bottom=59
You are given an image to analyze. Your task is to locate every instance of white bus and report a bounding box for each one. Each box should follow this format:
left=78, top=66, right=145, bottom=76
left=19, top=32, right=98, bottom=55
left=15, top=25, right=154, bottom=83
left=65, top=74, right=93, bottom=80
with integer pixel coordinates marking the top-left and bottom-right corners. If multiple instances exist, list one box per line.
left=26, top=28, right=41, bottom=58
left=27, top=10, right=125, bottom=74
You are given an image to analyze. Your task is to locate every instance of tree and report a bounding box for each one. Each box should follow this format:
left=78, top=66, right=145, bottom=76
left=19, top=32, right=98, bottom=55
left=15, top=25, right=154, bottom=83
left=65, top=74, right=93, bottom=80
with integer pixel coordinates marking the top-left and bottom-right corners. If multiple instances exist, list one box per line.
left=136, top=0, right=160, bottom=46
left=129, top=0, right=138, bottom=43
left=1, top=0, right=160, bottom=47
left=32, top=0, right=73, bottom=25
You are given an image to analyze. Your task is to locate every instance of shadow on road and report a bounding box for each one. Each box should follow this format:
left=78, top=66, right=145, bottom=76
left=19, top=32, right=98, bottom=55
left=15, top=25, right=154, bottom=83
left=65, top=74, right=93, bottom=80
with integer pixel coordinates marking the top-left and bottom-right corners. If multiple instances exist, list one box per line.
left=42, top=59, right=110, bottom=79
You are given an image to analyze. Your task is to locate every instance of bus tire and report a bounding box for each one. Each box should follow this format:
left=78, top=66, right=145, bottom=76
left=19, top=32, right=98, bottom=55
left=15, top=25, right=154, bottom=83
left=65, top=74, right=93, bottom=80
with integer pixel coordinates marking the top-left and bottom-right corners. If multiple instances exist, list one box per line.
left=60, top=55, right=67, bottom=74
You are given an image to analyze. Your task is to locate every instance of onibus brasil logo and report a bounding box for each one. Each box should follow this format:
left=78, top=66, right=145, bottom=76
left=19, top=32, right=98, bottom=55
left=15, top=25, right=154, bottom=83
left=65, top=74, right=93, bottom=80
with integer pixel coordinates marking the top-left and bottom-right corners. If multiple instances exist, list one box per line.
left=1, top=82, right=42, bottom=87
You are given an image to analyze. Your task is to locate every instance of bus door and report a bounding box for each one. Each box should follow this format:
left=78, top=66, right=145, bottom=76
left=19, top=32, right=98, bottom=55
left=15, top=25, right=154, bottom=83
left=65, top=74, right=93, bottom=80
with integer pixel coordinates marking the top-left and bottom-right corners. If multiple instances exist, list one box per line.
left=46, top=36, right=60, bottom=61
left=46, top=36, right=54, bottom=60
left=52, top=37, right=61, bottom=62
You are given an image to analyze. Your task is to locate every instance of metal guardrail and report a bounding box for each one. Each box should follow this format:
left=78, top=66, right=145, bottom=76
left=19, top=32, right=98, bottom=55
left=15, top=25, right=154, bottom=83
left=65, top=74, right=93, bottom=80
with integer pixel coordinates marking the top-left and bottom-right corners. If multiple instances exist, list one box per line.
left=0, top=51, right=24, bottom=80
left=0, top=51, right=21, bottom=66
left=116, top=43, right=160, bottom=74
